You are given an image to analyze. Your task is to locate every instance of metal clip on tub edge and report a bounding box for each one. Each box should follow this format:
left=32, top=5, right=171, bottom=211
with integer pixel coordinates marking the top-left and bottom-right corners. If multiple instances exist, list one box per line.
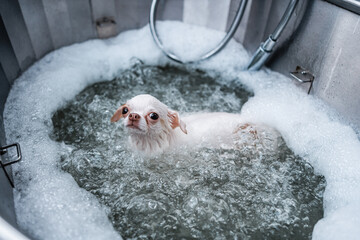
left=0, top=143, right=22, bottom=188
left=290, top=66, right=315, bottom=94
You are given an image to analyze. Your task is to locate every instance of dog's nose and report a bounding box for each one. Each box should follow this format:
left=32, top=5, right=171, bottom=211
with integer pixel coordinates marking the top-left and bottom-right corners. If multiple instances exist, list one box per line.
left=128, top=113, right=140, bottom=121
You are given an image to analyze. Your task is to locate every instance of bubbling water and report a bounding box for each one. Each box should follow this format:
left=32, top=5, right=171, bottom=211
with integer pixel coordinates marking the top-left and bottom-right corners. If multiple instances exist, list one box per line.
left=52, top=64, right=325, bottom=239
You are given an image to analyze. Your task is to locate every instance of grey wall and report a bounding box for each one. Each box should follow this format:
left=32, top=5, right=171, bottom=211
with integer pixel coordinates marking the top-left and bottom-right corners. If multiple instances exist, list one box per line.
left=265, top=0, right=360, bottom=129
left=228, top=0, right=360, bottom=129
left=0, top=5, right=21, bottom=229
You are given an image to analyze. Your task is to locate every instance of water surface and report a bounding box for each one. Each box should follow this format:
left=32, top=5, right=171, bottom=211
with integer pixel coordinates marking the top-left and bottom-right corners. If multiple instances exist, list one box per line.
left=52, top=64, right=325, bottom=239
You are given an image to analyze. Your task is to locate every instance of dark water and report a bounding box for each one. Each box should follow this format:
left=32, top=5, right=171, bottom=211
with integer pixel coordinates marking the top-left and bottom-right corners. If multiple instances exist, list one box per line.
left=52, top=63, right=325, bottom=239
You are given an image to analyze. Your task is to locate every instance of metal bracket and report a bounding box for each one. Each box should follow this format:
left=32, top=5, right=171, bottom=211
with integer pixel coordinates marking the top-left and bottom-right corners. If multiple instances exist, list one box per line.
left=0, top=143, right=22, bottom=188
left=290, top=66, right=315, bottom=94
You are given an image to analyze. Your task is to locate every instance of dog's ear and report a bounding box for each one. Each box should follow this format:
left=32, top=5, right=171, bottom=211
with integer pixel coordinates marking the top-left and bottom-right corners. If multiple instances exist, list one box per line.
left=168, top=110, right=187, bottom=134
left=111, top=104, right=127, bottom=122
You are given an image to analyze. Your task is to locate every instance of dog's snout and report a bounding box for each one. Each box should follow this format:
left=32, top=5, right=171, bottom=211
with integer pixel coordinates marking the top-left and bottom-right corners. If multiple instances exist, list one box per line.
left=129, top=113, right=140, bottom=121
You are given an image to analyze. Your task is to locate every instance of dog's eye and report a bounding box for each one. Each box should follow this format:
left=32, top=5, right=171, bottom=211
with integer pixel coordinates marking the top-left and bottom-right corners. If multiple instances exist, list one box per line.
left=149, top=112, right=159, bottom=120
left=122, top=107, right=129, bottom=115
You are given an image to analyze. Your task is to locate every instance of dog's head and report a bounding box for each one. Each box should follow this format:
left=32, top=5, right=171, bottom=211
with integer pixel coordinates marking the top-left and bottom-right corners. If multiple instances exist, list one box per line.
left=111, top=94, right=187, bottom=152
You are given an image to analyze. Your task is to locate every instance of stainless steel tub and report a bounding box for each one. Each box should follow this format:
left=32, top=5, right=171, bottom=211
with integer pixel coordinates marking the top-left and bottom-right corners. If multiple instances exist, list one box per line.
left=1, top=0, right=359, bottom=238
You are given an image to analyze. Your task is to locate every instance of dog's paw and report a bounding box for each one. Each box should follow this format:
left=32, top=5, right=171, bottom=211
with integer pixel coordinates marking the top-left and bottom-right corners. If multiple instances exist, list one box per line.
left=233, top=123, right=258, bottom=139
left=233, top=123, right=281, bottom=155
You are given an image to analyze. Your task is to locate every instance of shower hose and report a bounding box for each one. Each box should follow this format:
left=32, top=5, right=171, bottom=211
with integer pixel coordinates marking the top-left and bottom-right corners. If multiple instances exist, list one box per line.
left=149, top=0, right=248, bottom=64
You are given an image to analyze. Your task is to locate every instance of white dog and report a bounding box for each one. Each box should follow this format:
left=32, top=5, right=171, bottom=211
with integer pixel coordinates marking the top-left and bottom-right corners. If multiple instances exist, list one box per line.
left=111, top=94, right=269, bottom=155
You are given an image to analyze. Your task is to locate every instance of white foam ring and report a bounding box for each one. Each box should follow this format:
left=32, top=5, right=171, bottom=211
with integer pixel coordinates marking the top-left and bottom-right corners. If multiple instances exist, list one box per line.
left=4, top=21, right=360, bottom=240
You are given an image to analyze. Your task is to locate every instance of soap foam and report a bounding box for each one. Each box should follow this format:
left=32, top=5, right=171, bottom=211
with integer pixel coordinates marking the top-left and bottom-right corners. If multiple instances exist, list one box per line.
left=51, top=64, right=322, bottom=239
left=4, top=21, right=360, bottom=240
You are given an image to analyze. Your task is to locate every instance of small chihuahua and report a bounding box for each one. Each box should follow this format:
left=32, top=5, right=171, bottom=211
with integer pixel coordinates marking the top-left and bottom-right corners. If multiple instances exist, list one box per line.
left=111, top=94, right=263, bottom=155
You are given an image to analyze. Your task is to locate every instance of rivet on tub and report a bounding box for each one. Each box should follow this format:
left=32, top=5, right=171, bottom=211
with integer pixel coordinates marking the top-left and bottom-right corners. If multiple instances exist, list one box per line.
left=96, top=17, right=117, bottom=39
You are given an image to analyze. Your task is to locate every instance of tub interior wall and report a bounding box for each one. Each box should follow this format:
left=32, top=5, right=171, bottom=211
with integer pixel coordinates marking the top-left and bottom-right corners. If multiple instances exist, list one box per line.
left=267, top=0, right=360, bottom=129
left=0, top=0, right=360, bottom=237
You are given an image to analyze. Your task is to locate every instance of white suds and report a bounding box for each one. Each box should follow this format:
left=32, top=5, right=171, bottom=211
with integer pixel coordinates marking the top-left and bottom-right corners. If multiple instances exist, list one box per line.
left=4, top=21, right=360, bottom=240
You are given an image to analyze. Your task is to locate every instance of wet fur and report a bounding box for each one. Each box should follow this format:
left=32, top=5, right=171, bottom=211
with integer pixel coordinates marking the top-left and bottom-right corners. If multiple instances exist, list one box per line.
left=111, top=94, right=266, bottom=155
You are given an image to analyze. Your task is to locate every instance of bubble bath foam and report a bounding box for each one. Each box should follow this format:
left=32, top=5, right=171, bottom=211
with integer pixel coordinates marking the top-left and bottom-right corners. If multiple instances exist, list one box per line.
left=4, top=21, right=360, bottom=240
